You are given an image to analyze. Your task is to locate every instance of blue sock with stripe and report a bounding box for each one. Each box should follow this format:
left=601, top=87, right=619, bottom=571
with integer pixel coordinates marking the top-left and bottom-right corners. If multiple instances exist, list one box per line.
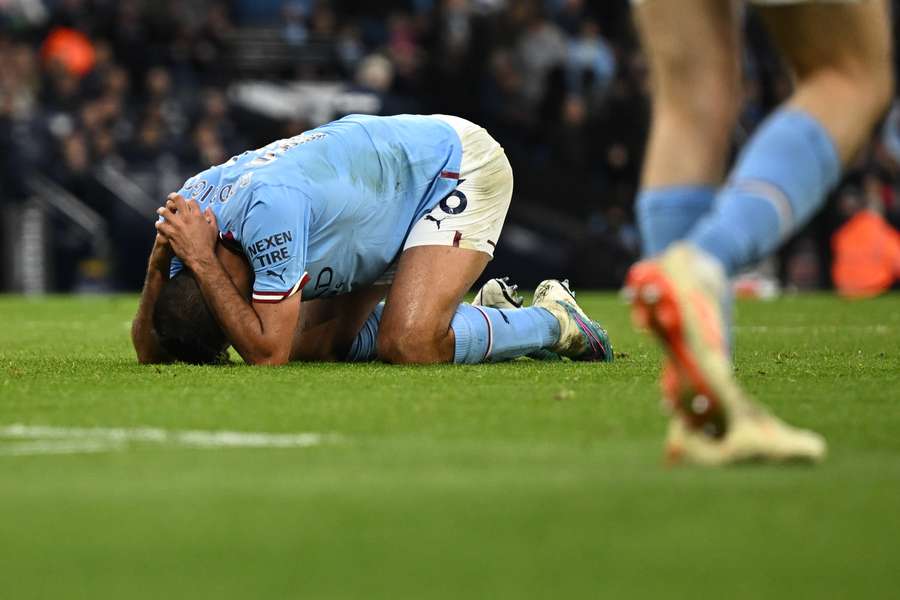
left=636, top=185, right=716, bottom=257
left=688, top=109, right=842, bottom=276
left=451, top=304, right=560, bottom=364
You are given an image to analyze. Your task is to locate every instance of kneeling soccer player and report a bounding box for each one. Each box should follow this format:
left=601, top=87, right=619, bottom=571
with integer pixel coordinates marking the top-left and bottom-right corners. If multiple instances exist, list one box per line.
left=131, top=114, right=614, bottom=366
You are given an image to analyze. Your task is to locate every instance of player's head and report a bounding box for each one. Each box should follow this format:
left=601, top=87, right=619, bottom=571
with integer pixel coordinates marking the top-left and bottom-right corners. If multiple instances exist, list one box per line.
left=153, top=270, right=229, bottom=364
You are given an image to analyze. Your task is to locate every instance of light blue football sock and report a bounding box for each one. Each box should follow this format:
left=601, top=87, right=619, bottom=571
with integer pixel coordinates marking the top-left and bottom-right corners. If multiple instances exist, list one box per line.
left=635, top=184, right=736, bottom=352
left=451, top=303, right=560, bottom=364
left=689, top=109, right=842, bottom=276
left=636, top=185, right=716, bottom=257
left=348, top=302, right=561, bottom=364
left=345, top=302, right=384, bottom=362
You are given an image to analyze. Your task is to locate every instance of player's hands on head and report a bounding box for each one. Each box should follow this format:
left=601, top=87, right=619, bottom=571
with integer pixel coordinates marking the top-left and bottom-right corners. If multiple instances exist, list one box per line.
left=155, top=193, right=219, bottom=270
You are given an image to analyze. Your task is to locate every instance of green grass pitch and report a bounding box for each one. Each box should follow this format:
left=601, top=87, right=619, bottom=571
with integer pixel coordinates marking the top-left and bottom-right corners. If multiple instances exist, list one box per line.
left=1, top=292, right=899, bottom=599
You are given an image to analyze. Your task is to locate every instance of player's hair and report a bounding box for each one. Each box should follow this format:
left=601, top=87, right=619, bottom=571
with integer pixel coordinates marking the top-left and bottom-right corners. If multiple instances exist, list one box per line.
left=153, top=270, right=230, bottom=365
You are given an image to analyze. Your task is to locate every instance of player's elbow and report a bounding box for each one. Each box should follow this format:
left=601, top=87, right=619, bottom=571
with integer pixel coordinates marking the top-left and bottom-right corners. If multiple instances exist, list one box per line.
left=135, top=353, right=159, bottom=365
left=243, top=345, right=291, bottom=366
left=130, top=319, right=143, bottom=347
left=131, top=320, right=161, bottom=364
left=247, top=355, right=290, bottom=367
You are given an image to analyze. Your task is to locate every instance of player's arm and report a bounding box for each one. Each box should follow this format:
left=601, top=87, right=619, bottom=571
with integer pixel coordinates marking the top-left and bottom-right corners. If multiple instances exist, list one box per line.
left=186, top=253, right=300, bottom=365
left=156, top=194, right=300, bottom=365
left=131, top=234, right=175, bottom=364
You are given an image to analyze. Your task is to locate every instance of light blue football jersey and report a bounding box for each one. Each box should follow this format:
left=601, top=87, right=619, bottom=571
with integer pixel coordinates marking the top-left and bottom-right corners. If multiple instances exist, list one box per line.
left=168, top=114, right=463, bottom=302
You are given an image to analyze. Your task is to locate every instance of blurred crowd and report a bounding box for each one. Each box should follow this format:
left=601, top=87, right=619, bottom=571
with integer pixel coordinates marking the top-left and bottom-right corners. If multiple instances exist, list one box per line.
left=1, top=0, right=898, bottom=292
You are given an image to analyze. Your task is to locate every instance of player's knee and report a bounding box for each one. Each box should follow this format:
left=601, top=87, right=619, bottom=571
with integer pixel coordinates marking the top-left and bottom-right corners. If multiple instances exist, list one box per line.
left=652, top=44, right=741, bottom=122
left=852, top=59, right=893, bottom=122
left=375, top=333, right=409, bottom=364
left=652, top=64, right=741, bottom=147
left=796, top=53, right=894, bottom=126
left=376, top=331, right=421, bottom=364
left=376, top=325, right=441, bottom=365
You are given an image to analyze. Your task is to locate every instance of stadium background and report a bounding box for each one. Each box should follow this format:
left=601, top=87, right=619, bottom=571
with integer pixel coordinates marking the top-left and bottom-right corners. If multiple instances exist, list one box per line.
left=1, top=0, right=898, bottom=294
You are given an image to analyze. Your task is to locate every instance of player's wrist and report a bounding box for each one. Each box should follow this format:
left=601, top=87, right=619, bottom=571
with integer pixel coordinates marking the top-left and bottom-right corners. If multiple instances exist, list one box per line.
left=184, top=251, right=217, bottom=275
left=149, top=251, right=171, bottom=272
left=149, top=240, right=173, bottom=272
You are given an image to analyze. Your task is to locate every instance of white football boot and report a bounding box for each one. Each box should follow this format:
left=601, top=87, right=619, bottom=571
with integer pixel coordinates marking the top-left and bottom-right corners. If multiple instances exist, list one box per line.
left=473, top=277, right=561, bottom=361
left=472, top=277, right=523, bottom=310
left=532, top=279, right=613, bottom=362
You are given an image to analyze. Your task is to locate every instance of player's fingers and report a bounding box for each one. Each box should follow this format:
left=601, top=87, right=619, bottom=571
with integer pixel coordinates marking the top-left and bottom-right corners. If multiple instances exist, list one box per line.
left=165, top=197, right=178, bottom=212
left=183, top=198, right=198, bottom=215
left=204, top=206, right=217, bottom=227
left=156, top=206, right=177, bottom=222
left=154, top=220, right=174, bottom=237
left=172, top=194, right=189, bottom=214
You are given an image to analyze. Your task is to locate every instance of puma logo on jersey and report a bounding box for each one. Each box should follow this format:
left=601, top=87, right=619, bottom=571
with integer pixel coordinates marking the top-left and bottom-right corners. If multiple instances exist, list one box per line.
left=266, top=267, right=288, bottom=285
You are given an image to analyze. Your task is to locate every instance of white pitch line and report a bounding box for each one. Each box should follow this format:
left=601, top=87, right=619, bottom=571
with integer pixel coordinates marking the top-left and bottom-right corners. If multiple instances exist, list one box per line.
left=734, top=325, right=892, bottom=334
left=0, top=424, right=340, bottom=456
left=0, top=439, right=124, bottom=457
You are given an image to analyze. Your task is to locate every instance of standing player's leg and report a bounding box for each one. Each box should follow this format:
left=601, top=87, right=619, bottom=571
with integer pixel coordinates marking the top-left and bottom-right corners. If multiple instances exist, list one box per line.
left=628, top=0, right=892, bottom=465
left=623, top=0, right=894, bottom=465
left=633, top=0, right=743, bottom=257
left=625, top=0, right=753, bottom=463
left=686, top=0, right=894, bottom=275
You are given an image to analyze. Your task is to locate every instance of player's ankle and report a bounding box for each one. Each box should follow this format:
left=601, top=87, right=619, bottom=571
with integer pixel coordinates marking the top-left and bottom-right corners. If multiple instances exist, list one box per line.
left=672, top=242, right=727, bottom=292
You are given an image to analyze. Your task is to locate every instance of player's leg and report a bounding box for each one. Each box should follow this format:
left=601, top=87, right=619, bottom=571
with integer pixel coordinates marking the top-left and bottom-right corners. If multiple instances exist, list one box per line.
left=633, top=0, right=743, bottom=256
left=290, top=285, right=388, bottom=362
left=377, top=245, right=497, bottom=363
left=473, top=277, right=560, bottom=361
left=377, top=119, right=538, bottom=364
left=761, top=0, right=894, bottom=164
left=377, top=248, right=612, bottom=365
left=637, top=3, right=892, bottom=459
left=687, top=0, right=894, bottom=276
left=377, top=118, right=612, bottom=365
left=620, top=0, right=895, bottom=464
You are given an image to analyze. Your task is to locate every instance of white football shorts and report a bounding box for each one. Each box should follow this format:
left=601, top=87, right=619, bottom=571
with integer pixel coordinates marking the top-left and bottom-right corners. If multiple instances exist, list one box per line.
left=403, top=114, right=513, bottom=258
